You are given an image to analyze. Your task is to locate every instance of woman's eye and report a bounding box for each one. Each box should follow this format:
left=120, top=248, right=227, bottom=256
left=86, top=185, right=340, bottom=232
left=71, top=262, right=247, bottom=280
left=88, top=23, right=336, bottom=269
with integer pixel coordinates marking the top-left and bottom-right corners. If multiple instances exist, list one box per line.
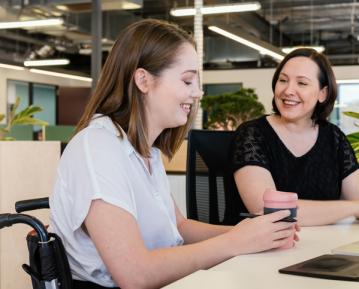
left=183, top=80, right=192, bottom=85
left=278, top=79, right=287, bottom=83
left=298, top=82, right=308, bottom=86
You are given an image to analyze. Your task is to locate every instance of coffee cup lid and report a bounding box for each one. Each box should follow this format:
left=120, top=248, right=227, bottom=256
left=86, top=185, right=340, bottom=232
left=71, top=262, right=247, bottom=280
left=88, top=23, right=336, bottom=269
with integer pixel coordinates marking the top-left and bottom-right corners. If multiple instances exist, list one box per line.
left=263, top=188, right=298, bottom=202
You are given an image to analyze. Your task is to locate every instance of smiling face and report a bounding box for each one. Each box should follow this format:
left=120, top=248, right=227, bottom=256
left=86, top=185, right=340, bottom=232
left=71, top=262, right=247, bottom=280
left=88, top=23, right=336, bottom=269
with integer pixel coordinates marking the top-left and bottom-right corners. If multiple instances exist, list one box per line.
left=273, top=56, right=328, bottom=124
left=144, top=43, right=202, bottom=136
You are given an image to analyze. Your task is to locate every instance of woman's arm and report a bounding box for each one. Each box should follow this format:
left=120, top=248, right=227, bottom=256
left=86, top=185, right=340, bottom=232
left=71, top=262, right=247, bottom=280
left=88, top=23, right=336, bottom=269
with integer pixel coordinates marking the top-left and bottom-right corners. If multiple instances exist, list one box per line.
left=341, top=169, right=359, bottom=200
left=174, top=205, right=231, bottom=244
left=85, top=199, right=294, bottom=289
left=234, top=166, right=359, bottom=226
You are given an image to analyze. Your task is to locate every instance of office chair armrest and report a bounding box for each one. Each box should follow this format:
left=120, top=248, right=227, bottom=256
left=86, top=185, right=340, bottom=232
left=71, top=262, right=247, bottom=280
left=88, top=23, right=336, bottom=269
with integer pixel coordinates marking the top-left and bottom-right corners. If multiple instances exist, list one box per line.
left=15, top=197, right=49, bottom=213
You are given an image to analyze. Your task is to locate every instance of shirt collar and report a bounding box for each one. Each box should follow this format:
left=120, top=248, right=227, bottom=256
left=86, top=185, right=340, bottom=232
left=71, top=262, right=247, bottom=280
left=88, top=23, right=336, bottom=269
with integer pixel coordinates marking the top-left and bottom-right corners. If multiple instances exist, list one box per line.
left=89, top=114, right=161, bottom=161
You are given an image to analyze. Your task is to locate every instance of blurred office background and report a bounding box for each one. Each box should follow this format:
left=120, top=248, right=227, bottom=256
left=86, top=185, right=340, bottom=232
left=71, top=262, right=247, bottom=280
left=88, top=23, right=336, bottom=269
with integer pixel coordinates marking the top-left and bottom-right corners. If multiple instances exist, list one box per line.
left=0, top=0, right=358, bottom=138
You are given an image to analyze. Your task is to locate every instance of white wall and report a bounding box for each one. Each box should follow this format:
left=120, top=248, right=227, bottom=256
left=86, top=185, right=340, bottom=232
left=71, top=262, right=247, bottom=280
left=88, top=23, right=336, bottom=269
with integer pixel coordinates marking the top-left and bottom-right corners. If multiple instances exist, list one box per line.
left=0, top=67, right=91, bottom=118
left=203, top=65, right=359, bottom=113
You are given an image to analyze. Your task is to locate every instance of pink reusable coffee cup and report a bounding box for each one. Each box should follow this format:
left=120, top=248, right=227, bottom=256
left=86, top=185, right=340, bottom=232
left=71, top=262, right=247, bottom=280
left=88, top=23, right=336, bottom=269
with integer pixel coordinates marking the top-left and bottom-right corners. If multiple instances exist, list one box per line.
left=263, top=188, right=298, bottom=249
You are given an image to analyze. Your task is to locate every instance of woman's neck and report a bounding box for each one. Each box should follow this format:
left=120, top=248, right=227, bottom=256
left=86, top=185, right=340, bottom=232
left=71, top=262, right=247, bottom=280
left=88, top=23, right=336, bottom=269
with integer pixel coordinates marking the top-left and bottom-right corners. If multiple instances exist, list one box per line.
left=271, top=114, right=316, bottom=133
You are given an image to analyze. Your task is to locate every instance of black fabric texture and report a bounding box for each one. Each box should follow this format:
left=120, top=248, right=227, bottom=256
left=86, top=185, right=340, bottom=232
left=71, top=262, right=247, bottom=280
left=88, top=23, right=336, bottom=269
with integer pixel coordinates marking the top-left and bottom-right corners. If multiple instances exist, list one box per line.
left=26, top=232, right=73, bottom=289
left=73, top=280, right=120, bottom=289
left=229, top=115, right=359, bottom=206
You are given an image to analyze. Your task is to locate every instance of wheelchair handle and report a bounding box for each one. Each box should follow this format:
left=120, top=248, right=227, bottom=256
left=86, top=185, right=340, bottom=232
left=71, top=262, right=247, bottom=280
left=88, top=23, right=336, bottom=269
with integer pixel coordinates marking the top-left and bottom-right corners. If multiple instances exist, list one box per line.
left=15, top=197, right=49, bottom=213
left=0, top=213, right=49, bottom=242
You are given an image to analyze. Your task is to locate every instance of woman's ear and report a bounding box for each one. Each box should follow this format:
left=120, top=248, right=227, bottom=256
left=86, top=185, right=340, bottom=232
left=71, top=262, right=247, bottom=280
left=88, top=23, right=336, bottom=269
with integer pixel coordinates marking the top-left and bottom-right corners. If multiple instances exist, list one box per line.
left=134, top=68, right=151, bottom=93
left=318, top=86, right=328, bottom=103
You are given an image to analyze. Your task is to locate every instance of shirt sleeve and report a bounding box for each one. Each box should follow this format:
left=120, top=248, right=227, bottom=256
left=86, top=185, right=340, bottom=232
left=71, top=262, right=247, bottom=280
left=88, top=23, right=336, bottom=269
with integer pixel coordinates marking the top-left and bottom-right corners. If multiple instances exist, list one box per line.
left=63, top=127, right=137, bottom=232
left=335, top=126, right=359, bottom=179
left=229, top=121, right=270, bottom=173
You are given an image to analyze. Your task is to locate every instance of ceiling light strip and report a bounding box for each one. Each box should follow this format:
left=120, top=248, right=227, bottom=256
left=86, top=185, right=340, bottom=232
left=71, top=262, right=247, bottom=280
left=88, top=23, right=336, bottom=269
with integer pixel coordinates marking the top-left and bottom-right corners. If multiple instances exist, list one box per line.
left=170, top=2, right=261, bottom=17
left=29, top=69, right=92, bottom=82
left=281, top=46, right=325, bottom=54
left=209, top=26, right=285, bottom=61
left=24, top=59, right=70, bottom=67
left=0, top=62, right=91, bottom=82
left=0, top=63, right=25, bottom=70
left=0, top=18, right=64, bottom=29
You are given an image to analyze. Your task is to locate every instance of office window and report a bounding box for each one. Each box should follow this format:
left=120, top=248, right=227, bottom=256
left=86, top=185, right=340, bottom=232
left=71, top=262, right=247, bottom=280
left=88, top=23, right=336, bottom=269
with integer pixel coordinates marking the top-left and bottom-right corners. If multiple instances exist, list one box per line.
left=7, top=80, right=57, bottom=136
left=7, top=80, right=30, bottom=118
left=203, top=83, right=242, bottom=96
left=330, top=83, right=359, bottom=134
left=32, top=83, right=57, bottom=126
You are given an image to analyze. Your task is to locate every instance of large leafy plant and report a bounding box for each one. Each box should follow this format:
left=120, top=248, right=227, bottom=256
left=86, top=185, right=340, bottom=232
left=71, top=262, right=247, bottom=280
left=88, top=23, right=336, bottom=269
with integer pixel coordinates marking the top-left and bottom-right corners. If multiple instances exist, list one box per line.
left=201, top=87, right=265, bottom=130
left=0, top=97, right=48, bottom=140
left=343, top=111, right=359, bottom=161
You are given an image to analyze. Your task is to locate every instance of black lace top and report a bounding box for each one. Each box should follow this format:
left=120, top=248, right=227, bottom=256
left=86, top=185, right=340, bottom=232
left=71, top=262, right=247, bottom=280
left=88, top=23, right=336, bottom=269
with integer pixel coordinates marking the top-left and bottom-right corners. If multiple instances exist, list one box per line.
left=230, top=116, right=359, bottom=202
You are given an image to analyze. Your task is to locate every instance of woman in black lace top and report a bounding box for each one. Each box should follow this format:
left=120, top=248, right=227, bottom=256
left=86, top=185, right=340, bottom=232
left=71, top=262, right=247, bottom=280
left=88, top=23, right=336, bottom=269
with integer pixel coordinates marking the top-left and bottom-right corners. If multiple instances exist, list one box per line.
left=230, top=48, right=359, bottom=226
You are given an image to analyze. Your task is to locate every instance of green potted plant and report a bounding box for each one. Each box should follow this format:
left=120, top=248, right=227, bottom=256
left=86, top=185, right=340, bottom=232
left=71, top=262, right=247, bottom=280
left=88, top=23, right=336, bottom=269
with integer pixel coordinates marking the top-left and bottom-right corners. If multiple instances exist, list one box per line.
left=0, top=96, right=48, bottom=140
left=343, top=111, right=359, bottom=161
left=201, top=87, right=265, bottom=130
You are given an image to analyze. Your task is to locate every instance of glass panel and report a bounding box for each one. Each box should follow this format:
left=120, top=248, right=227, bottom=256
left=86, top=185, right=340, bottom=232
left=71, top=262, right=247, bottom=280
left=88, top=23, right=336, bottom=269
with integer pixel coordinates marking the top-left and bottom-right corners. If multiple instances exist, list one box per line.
left=7, top=80, right=29, bottom=119
left=332, top=83, right=359, bottom=134
left=32, top=83, right=56, bottom=126
left=203, top=83, right=242, bottom=96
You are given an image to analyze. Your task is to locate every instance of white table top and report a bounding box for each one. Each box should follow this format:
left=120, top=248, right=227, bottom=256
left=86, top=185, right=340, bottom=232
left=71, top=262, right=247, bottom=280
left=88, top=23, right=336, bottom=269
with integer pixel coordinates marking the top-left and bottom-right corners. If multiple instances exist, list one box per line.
left=163, top=219, right=359, bottom=289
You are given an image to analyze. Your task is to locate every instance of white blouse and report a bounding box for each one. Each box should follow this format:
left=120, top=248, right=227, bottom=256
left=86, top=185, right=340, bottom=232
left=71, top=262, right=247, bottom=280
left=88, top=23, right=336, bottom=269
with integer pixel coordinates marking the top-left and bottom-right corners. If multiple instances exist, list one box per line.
left=49, top=115, right=183, bottom=287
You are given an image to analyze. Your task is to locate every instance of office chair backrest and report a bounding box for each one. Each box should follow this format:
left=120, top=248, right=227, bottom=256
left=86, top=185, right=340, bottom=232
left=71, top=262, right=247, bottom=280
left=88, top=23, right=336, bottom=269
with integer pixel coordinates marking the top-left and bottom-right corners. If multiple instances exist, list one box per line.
left=186, top=129, right=246, bottom=225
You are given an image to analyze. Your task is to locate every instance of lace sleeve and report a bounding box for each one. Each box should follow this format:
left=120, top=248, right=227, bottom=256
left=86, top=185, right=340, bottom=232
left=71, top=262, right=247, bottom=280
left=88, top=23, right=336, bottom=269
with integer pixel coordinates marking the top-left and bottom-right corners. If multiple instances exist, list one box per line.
left=229, top=121, right=270, bottom=173
left=334, top=126, right=359, bottom=179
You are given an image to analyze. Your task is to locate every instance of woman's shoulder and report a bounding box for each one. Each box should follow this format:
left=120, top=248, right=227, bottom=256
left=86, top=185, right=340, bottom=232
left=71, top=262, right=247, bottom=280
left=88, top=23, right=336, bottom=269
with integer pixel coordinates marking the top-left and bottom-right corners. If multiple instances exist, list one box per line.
left=234, top=115, right=267, bottom=136
left=320, top=121, right=347, bottom=139
left=319, top=121, right=352, bottom=152
left=65, top=115, right=132, bottom=158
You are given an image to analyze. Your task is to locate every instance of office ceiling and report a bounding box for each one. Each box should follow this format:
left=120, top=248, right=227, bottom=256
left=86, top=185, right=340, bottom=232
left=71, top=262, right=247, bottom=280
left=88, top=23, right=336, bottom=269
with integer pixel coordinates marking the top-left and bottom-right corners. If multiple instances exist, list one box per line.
left=0, top=0, right=358, bottom=76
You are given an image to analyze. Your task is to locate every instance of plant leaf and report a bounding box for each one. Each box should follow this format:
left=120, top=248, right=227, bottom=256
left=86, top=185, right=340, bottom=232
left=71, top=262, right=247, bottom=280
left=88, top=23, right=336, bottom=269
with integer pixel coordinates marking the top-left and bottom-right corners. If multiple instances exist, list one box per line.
left=12, top=117, right=48, bottom=126
left=201, top=88, right=265, bottom=130
left=3, top=136, right=15, bottom=141
left=12, top=105, right=43, bottom=122
left=0, top=114, right=5, bottom=122
left=343, top=111, right=359, bottom=119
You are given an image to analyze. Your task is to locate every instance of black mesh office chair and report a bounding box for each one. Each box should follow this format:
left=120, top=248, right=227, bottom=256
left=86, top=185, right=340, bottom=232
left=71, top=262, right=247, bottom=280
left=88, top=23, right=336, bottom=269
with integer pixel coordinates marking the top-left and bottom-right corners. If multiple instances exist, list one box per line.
left=186, top=129, right=247, bottom=225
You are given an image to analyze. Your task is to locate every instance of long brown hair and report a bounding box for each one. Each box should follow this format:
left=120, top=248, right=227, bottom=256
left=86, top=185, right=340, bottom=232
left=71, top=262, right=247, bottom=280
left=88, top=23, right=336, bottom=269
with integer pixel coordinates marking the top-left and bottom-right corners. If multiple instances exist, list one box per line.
left=76, top=19, right=197, bottom=158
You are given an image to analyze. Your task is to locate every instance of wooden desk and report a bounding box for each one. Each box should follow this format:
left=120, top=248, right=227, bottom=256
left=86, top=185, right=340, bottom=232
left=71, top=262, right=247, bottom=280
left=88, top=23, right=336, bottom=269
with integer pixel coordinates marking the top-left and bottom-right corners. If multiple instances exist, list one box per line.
left=164, top=220, right=359, bottom=289
left=162, top=140, right=187, bottom=173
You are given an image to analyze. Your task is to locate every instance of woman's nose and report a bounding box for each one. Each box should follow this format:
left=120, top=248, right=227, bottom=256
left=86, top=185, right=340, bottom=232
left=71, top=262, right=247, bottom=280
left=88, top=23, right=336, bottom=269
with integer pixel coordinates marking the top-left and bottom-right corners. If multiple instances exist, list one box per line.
left=283, top=81, right=296, bottom=95
left=192, top=86, right=203, bottom=99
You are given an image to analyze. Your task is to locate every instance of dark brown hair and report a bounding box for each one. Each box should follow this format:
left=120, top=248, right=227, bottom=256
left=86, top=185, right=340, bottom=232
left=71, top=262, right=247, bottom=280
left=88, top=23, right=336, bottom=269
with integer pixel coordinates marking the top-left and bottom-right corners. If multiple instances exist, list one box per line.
left=76, top=19, right=197, bottom=158
left=271, top=48, right=337, bottom=124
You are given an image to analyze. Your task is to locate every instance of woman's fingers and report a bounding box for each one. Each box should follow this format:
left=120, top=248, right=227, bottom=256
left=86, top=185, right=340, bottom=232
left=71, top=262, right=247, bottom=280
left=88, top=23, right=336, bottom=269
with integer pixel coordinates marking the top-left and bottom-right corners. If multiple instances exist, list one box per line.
left=265, top=210, right=291, bottom=222
left=273, top=228, right=293, bottom=240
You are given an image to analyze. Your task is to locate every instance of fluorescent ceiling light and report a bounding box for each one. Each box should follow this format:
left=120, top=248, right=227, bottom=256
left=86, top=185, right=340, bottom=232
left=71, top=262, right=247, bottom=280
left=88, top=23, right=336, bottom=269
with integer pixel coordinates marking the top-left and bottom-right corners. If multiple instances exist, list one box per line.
left=0, top=63, right=25, bottom=70
left=337, top=79, right=359, bottom=84
left=209, top=26, right=285, bottom=61
left=281, top=46, right=325, bottom=54
left=24, top=59, right=70, bottom=67
left=122, top=1, right=142, bottom=9
left=170, top=2, right=261, bottom=17
left=29, top=69, right=92, bottom=82
left=56, top=5, right=69, bottom=11
left=0, top=18, right=64, bottom=29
